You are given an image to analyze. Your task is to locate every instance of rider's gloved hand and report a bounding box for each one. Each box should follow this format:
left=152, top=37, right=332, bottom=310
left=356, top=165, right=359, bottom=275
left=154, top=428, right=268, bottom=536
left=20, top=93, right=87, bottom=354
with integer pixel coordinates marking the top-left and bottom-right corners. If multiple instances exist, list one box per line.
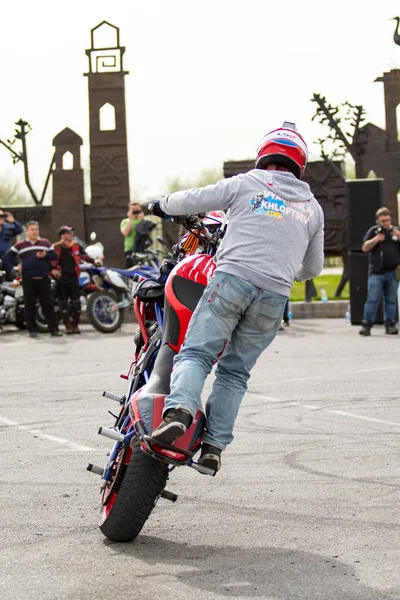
left=148, top=200, right=169, bottom=219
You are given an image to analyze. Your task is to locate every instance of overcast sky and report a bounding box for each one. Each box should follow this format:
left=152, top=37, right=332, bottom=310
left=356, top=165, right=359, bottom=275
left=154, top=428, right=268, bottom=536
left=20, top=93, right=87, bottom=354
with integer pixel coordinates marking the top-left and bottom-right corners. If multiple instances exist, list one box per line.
left=1, top=0, right=400, bottom=203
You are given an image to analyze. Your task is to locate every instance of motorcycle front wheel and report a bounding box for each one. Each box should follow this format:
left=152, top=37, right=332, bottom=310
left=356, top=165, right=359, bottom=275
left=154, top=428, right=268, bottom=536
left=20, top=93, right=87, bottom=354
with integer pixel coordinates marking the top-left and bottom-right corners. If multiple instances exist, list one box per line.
left=99, top=438, right=167, bottom=542
left=87, top=290, right=124, bottom=333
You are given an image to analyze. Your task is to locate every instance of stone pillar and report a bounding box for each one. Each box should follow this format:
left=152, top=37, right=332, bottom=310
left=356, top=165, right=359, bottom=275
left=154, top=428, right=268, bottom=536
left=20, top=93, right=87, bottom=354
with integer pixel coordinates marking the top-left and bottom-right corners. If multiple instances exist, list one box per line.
left=375, top=70, right=400, bottom=154
left=84, top=21, right=130, bottom=266
left=52, top=127, right=85, bottom=242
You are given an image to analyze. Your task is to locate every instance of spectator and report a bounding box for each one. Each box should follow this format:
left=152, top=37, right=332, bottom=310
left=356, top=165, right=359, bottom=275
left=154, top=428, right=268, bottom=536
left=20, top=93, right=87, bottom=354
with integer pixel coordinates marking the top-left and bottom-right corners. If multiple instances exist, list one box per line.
left=360, top=207, right=400, bottom=336
left=6, top=221, right=62, bottom=338
left=0, top=210, right=23, bottom=280
left=120, top=203, right=145, bottom=268
left=51, top=225, right=96, bottom=334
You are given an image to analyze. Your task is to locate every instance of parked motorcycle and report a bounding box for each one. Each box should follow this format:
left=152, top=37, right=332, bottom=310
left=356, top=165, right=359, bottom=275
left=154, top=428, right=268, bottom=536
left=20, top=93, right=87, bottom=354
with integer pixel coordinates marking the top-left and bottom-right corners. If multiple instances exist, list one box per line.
left=0, top=261, right=25, bottom=330
left=84, top=259, right=160, bottom=334
left=87, top=211, right=227, bottom=542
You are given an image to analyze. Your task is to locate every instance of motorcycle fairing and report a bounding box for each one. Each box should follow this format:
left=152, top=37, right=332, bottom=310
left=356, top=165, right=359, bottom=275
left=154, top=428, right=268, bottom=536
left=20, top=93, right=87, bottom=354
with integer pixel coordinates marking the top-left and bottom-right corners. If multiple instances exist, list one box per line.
left=130, top=390, right=205, bottom=462
left=164, top=254, right=216, bottom=352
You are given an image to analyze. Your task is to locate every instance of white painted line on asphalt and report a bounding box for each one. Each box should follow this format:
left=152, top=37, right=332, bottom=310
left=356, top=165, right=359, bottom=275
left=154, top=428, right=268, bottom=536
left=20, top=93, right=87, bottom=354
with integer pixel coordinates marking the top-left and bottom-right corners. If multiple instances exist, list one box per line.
left=0, top=416, right=95, bottom=451
left=327, top=410, right=400, bottom=427
left=247, top=394, right=286, bottom=403
left=250, top=364, right=398, bottom=387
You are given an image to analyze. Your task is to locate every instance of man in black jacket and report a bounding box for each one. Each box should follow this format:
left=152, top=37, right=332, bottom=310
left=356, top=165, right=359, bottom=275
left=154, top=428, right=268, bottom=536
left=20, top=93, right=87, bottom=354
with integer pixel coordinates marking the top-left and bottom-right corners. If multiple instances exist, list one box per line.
left=0, top=210, right=23, bottom=280
left=6, top=221, right=62, bottom=338
left=360, top=207, right=400, bottom=336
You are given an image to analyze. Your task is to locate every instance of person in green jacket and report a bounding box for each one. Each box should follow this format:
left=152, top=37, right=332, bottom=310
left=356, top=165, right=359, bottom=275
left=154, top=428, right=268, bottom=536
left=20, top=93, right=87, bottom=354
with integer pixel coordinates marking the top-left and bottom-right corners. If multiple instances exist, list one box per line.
left=120, top=202, right=144, bottom=267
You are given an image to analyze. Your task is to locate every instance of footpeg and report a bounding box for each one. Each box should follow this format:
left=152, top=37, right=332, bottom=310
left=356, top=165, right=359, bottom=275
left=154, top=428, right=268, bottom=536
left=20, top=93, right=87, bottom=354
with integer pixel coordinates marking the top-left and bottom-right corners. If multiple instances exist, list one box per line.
left=87, top=463, right=104, bottom=476
left=161, top=489, right=178, bottom=502
left=103, top=391, right=124, bottom=403
left=98, top=427, right=125, bottom=442
left=190, top=461, right=216, bottom=476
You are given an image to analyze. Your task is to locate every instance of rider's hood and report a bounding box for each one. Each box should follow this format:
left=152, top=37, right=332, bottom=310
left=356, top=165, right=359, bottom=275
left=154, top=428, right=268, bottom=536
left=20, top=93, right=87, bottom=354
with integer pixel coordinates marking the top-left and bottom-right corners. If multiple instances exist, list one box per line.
left=246, top=169, right=314, bottom=203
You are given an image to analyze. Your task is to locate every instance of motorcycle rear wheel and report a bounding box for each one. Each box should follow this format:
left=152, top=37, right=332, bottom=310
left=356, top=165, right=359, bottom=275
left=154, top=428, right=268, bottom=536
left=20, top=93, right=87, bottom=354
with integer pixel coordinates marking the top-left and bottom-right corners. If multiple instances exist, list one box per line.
left=99, top=438, right=167, bottom=542
left=35, top=303, right=60, bottom=332
left=87, top=290, right=124, bottom=333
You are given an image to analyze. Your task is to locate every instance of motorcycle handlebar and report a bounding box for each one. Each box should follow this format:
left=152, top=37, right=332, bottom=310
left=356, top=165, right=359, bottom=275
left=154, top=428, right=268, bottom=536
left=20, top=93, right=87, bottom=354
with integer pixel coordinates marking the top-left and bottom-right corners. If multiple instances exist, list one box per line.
left=148, top=202, right=203, bottom=229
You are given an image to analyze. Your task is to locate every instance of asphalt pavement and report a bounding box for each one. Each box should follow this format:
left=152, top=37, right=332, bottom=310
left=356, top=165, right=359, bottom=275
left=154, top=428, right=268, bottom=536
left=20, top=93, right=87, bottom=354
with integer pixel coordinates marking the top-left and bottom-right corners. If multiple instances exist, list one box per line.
left=0, top=319, right=399, bottom=600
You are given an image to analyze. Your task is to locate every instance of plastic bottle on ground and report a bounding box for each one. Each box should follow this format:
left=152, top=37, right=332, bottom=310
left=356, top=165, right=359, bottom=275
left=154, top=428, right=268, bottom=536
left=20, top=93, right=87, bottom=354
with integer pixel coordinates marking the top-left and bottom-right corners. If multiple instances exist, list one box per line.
left=345, top=304, right=351, bottom=326
left=320, top=287, right=328, bottom=303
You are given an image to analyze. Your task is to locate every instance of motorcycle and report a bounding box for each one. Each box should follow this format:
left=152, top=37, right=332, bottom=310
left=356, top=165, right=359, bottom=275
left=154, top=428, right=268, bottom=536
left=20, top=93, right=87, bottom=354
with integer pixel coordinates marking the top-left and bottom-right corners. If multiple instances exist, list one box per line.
left=87, top=210, right=227, bottom=542
left=84, top=260, right=160, bottom=334
left=0, top=260, right=25, bottom=330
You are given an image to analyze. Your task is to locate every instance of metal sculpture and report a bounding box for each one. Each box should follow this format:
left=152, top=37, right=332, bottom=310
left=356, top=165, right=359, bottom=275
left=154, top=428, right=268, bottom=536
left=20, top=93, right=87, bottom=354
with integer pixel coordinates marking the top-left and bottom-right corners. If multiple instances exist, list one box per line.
left=392, top=17, right=400, bottom=45
left=311, top=94, right=367, bottom=179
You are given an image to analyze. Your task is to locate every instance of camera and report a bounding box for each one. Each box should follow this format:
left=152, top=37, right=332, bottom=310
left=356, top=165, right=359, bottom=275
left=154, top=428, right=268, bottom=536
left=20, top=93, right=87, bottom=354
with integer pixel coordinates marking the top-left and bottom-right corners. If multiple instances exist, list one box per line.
left=376, top=226, right=392, bottom=235
left=376, top=225, right=398, bottom=242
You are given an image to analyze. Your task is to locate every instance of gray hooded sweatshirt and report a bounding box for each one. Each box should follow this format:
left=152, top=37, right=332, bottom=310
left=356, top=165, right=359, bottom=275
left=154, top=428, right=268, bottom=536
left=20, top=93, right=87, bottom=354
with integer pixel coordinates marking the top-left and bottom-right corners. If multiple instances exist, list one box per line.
left=160, top=169, right=324, bottom=297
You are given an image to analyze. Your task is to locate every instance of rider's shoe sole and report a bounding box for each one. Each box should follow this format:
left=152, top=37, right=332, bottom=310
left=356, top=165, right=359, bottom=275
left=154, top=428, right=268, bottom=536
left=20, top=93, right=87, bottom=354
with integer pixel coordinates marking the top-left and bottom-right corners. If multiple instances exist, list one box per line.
left=151, top=421, right=187, bottom=444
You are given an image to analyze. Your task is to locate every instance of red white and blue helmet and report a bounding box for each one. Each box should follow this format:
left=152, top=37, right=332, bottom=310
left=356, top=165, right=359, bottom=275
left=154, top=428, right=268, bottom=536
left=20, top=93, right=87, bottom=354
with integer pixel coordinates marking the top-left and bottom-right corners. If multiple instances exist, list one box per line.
left=255, top=123, right=308, bottom=179
left=202, top=210, right=226, bottom=226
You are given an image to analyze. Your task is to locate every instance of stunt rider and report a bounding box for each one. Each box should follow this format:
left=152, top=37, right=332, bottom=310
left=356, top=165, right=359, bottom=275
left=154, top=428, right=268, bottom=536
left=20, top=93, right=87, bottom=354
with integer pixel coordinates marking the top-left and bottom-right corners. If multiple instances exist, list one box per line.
left=150, top=123, right=324, bottom=472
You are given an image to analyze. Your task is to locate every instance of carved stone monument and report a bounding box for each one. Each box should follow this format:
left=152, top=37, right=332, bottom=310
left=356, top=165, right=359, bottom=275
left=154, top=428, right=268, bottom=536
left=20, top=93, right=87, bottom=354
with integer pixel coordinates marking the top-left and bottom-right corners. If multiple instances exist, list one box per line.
left=84, top=21, right=130, bottom=264
left=52, top=127, right=85, bottom=240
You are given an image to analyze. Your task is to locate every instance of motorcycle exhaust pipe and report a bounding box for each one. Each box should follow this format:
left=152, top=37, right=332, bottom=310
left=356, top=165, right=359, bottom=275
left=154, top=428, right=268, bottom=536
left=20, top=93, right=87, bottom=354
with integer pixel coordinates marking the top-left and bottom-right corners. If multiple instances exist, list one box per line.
left=86, top=463, right=104, bottom=476
left=98, top=427, right=125, bottom=442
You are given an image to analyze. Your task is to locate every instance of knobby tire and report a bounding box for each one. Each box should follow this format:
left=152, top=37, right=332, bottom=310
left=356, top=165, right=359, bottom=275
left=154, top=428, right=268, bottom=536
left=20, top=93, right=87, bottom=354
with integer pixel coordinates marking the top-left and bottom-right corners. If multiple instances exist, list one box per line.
left=87, top=290, right=124, bottom=333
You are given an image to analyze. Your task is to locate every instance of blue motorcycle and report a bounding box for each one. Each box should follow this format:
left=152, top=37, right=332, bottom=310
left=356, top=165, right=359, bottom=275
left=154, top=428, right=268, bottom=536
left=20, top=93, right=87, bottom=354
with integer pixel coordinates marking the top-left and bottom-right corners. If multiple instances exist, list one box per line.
left=82, top=262, right=159, bottom=333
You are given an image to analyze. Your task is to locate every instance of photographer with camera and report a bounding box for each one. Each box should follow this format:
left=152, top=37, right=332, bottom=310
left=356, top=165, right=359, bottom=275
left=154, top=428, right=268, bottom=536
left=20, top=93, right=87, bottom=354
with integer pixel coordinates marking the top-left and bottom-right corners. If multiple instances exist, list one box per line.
left=120, top=202, right=145, bottom=268
left=360, top=207, right=400, bottom=336
left=0, top=210, right=23, bottom=280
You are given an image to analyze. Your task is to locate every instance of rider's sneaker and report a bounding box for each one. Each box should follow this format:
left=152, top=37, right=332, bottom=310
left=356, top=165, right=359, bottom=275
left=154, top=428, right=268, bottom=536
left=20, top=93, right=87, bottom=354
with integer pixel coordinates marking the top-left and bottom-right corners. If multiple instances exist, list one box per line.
left=198, top=443, right=222, bottom=472
left=151, top=408, right=192, bottom=444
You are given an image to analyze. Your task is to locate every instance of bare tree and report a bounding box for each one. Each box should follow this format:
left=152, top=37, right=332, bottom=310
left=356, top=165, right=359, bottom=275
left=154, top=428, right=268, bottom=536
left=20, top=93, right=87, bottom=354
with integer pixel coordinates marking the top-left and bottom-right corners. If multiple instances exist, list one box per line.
left=311, top=94, right=368, bottom=177
left=311, top=93, right=369, bottom=299
left=0, top=119, right=55, bottom=206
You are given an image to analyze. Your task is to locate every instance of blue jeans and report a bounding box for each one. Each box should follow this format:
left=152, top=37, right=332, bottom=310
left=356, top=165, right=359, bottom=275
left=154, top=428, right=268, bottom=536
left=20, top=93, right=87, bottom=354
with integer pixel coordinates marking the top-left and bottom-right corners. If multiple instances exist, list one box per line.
left=363, top=270, right=399, bottom=323
left=164, top=271, right=287, bottom=450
